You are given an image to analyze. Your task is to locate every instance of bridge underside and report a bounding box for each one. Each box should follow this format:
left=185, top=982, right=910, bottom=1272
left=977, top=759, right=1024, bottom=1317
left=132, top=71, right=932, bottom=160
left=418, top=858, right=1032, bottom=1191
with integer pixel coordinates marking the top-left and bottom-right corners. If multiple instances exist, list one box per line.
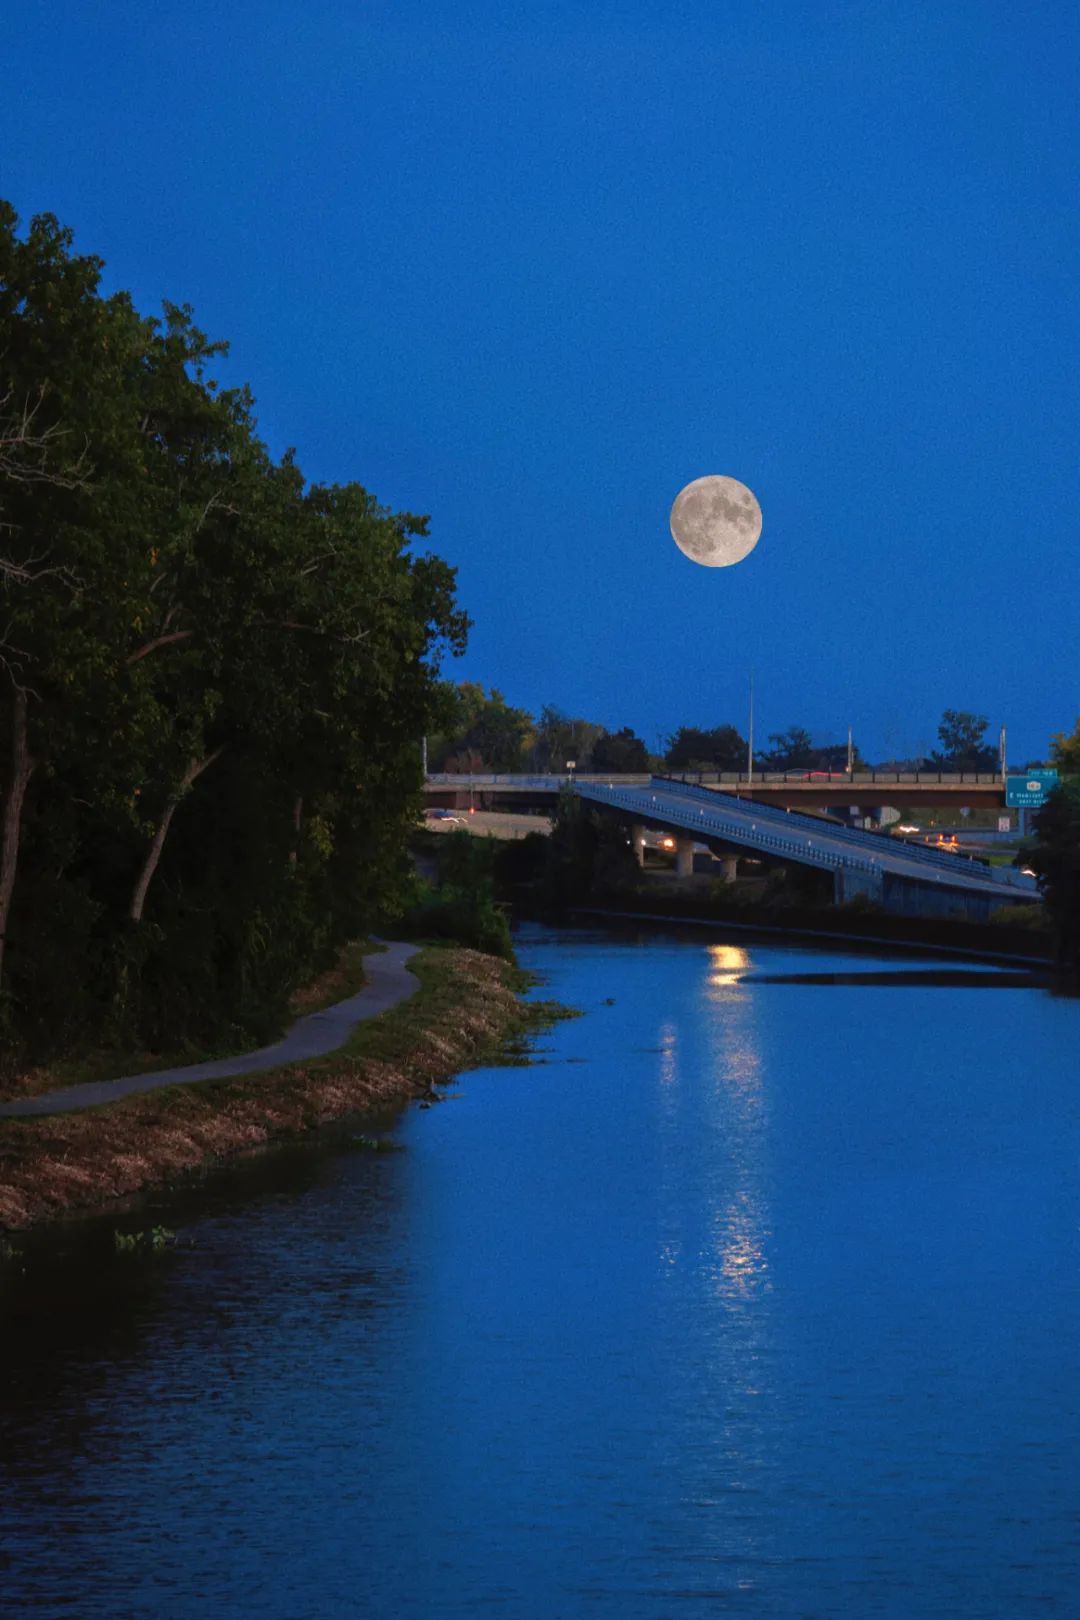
left=645, top=824, right=1010, bottom=924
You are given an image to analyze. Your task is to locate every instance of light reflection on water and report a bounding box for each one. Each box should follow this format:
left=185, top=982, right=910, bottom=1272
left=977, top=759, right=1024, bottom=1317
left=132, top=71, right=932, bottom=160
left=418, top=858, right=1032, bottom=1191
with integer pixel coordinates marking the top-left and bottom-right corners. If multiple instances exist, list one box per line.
left=1, top=925, right=1077, bottom=1619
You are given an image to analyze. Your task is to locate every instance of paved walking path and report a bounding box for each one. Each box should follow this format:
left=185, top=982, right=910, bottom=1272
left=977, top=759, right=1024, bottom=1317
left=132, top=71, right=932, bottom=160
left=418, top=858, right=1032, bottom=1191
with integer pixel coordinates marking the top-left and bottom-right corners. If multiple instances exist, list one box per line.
left=0, top=940, right=420, bottom=1119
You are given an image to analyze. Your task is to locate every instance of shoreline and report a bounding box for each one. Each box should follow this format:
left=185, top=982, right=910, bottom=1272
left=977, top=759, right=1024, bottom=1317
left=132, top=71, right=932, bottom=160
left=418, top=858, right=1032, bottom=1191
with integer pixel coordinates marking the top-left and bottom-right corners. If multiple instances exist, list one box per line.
left=564, top=902, right=1053, bottom=968
left=0, top=945, right=554, bottom=1233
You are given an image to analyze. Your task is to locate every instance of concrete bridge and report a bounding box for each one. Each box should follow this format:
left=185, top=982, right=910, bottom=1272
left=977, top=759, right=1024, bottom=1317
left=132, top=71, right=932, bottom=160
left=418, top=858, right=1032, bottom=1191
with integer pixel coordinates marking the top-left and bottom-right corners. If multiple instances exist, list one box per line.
left=573, top=777, right=1038, bottom=922
left=424, top=770, right=1010, bottom=813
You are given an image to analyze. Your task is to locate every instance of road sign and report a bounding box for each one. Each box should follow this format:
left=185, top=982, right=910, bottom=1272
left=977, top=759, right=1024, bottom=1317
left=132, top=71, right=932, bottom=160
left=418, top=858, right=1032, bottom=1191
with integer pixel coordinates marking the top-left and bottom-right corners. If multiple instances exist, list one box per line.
left=1005, top=769, right=1058, bottom=808
left=997, top=815, right=1011, bottom=832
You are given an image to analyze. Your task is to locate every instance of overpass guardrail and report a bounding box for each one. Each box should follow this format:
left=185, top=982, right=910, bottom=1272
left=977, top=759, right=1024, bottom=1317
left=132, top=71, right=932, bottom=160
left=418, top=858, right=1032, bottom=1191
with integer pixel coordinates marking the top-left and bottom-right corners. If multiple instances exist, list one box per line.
left=426, top=770, right=1013, bottom=788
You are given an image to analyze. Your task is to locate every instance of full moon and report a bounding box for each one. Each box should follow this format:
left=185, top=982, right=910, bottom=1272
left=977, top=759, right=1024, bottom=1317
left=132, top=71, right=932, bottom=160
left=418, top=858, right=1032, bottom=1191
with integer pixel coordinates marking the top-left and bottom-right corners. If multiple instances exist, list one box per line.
left=669, top=475, right=762, bottom=568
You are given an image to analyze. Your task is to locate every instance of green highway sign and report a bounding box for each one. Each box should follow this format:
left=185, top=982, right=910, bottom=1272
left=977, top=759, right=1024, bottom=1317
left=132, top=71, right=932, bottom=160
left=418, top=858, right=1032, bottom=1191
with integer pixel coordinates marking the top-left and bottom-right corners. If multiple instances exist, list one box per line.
left=1005, top=768, right=1058, bottom=808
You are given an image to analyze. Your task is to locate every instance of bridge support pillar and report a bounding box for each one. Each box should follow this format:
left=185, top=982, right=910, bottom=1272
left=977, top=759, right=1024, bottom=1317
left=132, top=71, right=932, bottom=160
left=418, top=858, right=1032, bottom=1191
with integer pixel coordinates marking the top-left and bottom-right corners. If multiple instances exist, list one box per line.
left=675, top=836, right=695, bottom=879
left=720, top=856, right=738, bottom=883
left=631, top=824, right=647, bottom=867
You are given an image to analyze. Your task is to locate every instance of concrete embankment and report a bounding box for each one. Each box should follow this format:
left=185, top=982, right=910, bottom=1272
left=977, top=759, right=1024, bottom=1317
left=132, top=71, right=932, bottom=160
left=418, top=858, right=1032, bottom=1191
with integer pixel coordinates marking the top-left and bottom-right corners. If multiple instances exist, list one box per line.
left=0, top=945, right=537, bottom=1231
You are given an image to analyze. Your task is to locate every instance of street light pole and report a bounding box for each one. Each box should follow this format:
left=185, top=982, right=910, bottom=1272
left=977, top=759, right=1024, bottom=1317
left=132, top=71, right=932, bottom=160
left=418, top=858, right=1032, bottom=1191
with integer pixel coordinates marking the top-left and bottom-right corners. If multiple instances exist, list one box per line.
left=747, top=672, right=754, bottom=791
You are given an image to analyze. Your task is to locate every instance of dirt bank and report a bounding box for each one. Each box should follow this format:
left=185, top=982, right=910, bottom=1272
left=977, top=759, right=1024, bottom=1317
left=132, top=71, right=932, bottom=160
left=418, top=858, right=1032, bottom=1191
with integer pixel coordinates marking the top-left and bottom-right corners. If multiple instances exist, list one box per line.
left=0, top=945, right=547, bottom=1231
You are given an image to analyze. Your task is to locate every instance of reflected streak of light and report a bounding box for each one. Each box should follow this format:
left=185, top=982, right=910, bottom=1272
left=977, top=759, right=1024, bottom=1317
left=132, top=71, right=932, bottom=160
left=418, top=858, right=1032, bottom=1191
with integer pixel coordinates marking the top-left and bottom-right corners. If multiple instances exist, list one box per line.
left=659, top=1020, right=677, bottom=1087
left=705, top=958, right=770, bottom=1302
left=707, top=943, right=752, bottom=988
left=714, top=1193, right=771, bottom=1302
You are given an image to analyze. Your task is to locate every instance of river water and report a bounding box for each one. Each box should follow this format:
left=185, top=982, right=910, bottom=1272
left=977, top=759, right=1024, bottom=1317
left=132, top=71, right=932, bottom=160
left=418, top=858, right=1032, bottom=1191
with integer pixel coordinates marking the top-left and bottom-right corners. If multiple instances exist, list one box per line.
left=1, top=925, right=1078, bottom=1619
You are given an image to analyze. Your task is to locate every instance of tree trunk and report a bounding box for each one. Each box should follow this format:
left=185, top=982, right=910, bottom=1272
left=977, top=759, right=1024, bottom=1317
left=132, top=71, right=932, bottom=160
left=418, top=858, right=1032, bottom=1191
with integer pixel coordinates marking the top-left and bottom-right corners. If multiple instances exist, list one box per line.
left=290, top=794, right=303, bottom=866
left=129, top=747, right=224, bottom=923
left=0, top=689, right=37, bottom=990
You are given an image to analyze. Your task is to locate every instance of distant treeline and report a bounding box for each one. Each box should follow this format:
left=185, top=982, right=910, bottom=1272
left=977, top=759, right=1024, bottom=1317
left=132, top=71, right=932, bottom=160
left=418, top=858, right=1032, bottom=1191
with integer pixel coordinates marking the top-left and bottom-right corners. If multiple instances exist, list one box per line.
left=0, top=204, right=466, bottom=1062
left=429, top=692, right=1009, bottom=776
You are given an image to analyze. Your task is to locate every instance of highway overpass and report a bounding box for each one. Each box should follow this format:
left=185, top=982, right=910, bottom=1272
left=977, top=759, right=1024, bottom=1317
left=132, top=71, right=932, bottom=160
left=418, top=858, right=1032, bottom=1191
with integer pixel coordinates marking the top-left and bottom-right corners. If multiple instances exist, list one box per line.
left=425, top=770, right=1011, bottom=812
left=572, top=778, right=1038, bottom=922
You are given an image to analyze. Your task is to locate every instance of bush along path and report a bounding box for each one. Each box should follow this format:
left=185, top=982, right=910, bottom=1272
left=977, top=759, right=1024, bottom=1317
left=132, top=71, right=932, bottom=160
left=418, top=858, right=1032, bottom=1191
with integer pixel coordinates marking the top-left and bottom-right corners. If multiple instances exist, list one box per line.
left=0, top=945, right=561, bottom=1230
left=0, top=942, right=420, bottom=1119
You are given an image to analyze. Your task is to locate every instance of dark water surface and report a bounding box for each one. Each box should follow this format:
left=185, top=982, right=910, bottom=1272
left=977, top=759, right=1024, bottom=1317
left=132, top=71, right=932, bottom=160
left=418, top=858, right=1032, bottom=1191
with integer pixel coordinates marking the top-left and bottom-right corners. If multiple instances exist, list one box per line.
left=2, top=926, right=1078, bottom=1618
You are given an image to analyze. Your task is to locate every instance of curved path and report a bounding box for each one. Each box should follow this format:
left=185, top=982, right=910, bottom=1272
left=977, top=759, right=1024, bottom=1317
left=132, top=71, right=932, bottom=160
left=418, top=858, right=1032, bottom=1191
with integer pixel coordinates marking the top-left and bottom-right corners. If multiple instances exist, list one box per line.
left=0, top=940, right=420, bottom=1119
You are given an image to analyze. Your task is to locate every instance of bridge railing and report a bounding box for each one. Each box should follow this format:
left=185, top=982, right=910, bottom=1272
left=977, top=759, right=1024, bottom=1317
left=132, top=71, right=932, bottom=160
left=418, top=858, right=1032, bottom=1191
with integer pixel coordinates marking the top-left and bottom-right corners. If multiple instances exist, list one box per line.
left=651, top=778, right=1037, bottom=890
left=426, top=771, right=1009, bottom=787
left=682, top=770, right=1006, bottom=786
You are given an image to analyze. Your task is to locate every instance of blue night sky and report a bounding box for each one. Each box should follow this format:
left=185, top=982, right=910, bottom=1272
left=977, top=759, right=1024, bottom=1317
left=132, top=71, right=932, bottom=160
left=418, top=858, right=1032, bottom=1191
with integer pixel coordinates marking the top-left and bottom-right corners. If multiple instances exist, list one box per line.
left=3, top=1, right=1076, bottom=763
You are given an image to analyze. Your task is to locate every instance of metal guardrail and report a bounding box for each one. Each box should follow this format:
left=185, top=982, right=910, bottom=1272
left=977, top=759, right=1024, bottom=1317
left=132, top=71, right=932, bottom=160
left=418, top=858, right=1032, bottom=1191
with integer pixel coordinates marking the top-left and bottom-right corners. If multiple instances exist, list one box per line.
left=427, top=770, right=1013, bottom=788
left=686, top=770, right=1006, bottom=786
left=426, top=773, right=649, bottom=787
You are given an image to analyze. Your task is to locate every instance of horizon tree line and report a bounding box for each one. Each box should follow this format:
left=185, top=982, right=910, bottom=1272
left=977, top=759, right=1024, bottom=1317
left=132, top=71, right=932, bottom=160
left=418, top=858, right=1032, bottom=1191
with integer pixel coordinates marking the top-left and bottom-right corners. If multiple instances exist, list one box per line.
left=429, top=693, right=1032, bottom=777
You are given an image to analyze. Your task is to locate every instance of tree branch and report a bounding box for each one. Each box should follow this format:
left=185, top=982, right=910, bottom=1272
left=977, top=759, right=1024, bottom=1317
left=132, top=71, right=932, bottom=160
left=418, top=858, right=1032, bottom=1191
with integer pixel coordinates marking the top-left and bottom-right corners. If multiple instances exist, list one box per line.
left=0, top=388, right=91, bottom=489
left=129, top=746, right=225, bottom=922
left=126, top=629, right=194, bottom=665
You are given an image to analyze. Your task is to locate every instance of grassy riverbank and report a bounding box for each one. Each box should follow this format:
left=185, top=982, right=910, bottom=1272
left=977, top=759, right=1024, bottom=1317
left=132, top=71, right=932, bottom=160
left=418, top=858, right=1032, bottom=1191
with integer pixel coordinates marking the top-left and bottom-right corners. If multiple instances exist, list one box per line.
left=0, top=945, right=564, bottom=1231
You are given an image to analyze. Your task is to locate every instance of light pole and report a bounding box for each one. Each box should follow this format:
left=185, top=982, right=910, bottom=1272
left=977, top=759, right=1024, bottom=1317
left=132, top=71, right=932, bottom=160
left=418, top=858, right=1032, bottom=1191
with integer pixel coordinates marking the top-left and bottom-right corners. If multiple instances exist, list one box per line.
left=746, top=673, right=755, bottom=790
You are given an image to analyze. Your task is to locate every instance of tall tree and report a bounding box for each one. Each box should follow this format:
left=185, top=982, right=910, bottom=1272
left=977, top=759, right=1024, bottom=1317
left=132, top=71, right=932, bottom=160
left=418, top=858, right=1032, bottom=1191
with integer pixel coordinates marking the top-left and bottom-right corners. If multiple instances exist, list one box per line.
left=762, top=726, right=816, bottom=770
left=931, top=710, right=997, bottom=771
left=0, top=201, right=469, bottom=1056
left=592, top=726, right=649, bottom=773
left=429, top=683, right=532, bottom=772
left=534, top=706, right=604, bottom=773
left=1049, top=719, right=1080, bottom=776
left=664, top=725, right=746, bottom=772
left=1029, top=782, right=1080, bottom=975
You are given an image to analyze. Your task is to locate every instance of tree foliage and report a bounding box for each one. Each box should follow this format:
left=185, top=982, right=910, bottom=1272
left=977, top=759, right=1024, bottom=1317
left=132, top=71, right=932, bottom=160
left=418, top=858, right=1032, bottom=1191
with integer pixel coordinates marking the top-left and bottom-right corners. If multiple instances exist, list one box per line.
left=664, top=725, right=746, bottom=772
left=930, top=710, right=997, bottom=772
left=758, top=727, right=861, bottom=772
left=1049, top=718, right=1080, bottom=777
left=525, top=706, right=593, bottom=772
left=0, top=203, right=467, bottom=1059
left=1029, top=781, right=1080, bottom=975
left=429, top=693, right=648, bottom=777
left=761, top=726, right=817, bottom=770
left=543, top=786, right=638, bottom=907
left=428, top=683, right=534, bottom=773
left=592, top=726, right=648, bottom=773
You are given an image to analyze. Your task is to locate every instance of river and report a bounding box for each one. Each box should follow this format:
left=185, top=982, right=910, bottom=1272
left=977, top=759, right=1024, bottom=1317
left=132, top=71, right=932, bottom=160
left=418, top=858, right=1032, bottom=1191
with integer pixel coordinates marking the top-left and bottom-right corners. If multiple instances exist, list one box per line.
left=1, top=924, right=1077, bottom=1618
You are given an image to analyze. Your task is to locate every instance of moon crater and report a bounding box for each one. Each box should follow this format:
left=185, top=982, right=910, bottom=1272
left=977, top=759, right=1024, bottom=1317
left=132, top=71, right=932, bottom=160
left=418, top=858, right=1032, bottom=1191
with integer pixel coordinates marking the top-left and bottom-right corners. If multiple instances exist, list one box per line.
left=670, top=475, right=762, bottom=568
